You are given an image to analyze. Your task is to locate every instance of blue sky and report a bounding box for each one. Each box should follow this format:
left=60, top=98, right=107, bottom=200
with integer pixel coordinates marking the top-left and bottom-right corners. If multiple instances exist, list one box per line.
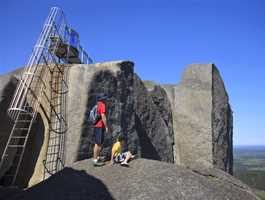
left=0, top=0, right=264, bottom=145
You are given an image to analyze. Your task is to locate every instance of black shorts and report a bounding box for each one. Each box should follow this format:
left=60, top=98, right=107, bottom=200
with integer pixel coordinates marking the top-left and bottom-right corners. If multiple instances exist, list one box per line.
left=94, top=127, right=105, bottom=145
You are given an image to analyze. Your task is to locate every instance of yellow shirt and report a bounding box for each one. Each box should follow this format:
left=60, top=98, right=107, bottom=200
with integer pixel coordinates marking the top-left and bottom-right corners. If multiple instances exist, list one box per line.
left=112, top=141, right=121, bottom=157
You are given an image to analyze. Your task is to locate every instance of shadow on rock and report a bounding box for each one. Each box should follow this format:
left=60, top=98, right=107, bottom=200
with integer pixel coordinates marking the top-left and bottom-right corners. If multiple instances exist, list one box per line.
left=9, top=167, right=114, bottom=200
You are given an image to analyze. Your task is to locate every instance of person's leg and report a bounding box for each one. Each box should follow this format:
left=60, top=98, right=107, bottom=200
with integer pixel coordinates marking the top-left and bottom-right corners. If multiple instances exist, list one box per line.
left=93, top=127, right=100, bottom=160
left=93, top=128, right=104, bottom=165
left=93, top=144, right=97, bottom=160
left=93, top=144, right=102, bottom=160
left=121, top=151, right=133, bottom=166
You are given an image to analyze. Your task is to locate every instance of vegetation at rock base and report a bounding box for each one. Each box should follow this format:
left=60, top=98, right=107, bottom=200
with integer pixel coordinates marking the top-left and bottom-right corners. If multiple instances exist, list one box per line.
left=255, top=190, right=265, bottom=200
left=234, top=145, right=265, bottom=199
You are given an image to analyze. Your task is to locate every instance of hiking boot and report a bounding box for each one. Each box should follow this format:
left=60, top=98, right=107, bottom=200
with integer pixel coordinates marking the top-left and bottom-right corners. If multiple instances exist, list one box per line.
left=97, top=156, right=105, bottom=162
left=93, top=160, right=105, bottom=167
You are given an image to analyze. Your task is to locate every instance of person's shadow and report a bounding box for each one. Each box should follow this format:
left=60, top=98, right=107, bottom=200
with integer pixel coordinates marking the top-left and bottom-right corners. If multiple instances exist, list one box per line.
left=8, top=167, right=114, bottom=200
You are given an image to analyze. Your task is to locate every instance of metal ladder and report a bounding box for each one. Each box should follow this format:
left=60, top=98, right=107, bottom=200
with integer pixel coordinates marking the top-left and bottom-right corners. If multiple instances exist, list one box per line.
left=0, top=111, right=35, bottom=186
left=0, top=7, right=92, bottom=186
left=0, top=65, right=48, bottom=186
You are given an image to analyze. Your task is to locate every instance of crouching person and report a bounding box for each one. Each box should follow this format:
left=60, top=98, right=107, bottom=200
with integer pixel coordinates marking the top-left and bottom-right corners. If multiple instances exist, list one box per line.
left=110, top=135, right=134, bottom=167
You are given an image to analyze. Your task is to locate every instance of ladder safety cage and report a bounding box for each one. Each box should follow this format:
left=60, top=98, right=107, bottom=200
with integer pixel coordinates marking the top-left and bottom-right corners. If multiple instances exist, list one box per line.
left=0, top=7, right=93, bottom=186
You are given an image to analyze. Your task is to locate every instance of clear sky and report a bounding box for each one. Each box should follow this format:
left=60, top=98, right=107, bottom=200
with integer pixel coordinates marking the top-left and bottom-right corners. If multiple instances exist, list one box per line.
left=0, top=0, right=264, bottom=145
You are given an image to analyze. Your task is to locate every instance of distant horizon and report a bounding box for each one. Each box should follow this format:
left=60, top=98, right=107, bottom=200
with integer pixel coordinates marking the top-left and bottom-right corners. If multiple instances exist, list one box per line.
left=234, top=145, right=265, bottom=148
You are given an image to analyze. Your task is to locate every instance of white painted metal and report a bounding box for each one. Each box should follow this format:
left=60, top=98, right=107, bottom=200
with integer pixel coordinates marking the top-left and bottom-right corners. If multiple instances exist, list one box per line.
left=0, top=7, right=93, bottom=186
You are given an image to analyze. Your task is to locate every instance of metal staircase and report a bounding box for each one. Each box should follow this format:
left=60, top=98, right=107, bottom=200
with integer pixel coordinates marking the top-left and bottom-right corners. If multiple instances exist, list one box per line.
left=0, top=7, right=93, bottom=186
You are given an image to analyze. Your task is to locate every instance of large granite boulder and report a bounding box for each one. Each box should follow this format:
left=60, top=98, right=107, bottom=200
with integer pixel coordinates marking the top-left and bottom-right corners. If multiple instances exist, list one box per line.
left=66, top=61, right=139, bottom=165
left=134, top=75, right=174, bottom=162
left=0, top=61, right=233, bottom=188
left=7, top=159, right=258, bottom=200
left=161, top=64, right=233, bottom=173
left=66, top=61, right=174, bottom=165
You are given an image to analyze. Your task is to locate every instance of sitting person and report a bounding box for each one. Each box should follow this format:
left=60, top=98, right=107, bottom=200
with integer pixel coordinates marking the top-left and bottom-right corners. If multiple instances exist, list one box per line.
left=110, top=135, right=134, bottom=166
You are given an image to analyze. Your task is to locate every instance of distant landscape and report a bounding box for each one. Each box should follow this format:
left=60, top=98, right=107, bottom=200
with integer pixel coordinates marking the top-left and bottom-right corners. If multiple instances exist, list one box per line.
left=233, top=145, right=265, bottom=199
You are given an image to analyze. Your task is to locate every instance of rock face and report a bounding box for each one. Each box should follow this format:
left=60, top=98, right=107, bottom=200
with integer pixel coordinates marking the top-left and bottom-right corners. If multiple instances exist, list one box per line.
left=66, top=61, right=139, bottom=165
left=66, top=61, right=174, bottom=164
left=7, top=159, right=258, bottom=200
left=161, top=64, right=233, bottom=173
left=134, top=75, right=174, bottom=162
left=212, top=67, right=233, bottom=173
left=0, top=61, right=233, bottom=188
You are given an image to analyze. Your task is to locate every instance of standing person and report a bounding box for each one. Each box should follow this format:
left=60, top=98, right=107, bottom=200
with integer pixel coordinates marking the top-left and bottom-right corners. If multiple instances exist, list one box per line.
left=93, top=93, right=109, bottom=166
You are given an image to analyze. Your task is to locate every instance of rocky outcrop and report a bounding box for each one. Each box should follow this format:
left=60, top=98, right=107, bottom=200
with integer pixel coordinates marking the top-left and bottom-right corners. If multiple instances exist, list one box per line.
left=7, top=159, right=258, bottom=200
left=212, top=67, right=233, bottom=174
left=66, top=61, right=174, bottom=165
left=134, top=75, right=174, bottom=162
left=161, top=64, right=233, bottom=173
left=66, top=61, right=138, bottom=165
left=0, top=61, right=233, bottom=188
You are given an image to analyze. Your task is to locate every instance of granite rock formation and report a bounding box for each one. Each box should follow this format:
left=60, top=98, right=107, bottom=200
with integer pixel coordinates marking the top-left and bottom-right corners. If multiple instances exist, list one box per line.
left=161, top=64, right=233, bottom=174
left=134, top=74, right=174, bottom=162
left=66, top=61, right=174, bottom=164
left=6, top=159, right=258, bottom=200
left=66, top=61, right=138, bottom=165
left=0, top=61, right=233, bottom=189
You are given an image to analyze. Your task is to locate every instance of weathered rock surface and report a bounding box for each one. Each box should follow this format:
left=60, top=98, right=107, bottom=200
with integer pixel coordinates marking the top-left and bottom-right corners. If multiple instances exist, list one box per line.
left=161, top=64, right=233, bottom=173
left=66, top=61, right=138, bottom=165
left=66, top=61, right=174, bottom=165
left=7, top=159, right=258, bottom=200
left=212, top=67, right=233, bottom=174
left=0, top=61, right=233, bottom=188
left=134, top=75, right=174, bottom=162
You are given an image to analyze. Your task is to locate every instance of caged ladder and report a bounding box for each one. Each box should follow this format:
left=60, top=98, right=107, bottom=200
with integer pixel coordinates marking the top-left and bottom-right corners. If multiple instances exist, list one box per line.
left=0, top=7, right=93, bottom=186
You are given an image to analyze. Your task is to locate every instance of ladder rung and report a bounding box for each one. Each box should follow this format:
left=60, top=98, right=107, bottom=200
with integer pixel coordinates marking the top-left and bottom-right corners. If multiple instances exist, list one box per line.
left=14, top=128, right=29, bottom=130
left=8, top=145, right=25, bottom=148
left=11, top=136, right=27, bottom=139
left=16, top=120, right=32, bottom=123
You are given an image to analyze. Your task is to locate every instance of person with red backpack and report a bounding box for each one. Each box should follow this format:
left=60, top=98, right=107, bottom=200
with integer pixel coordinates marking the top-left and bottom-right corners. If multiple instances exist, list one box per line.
left=90, top=93, right=109, bottom=166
